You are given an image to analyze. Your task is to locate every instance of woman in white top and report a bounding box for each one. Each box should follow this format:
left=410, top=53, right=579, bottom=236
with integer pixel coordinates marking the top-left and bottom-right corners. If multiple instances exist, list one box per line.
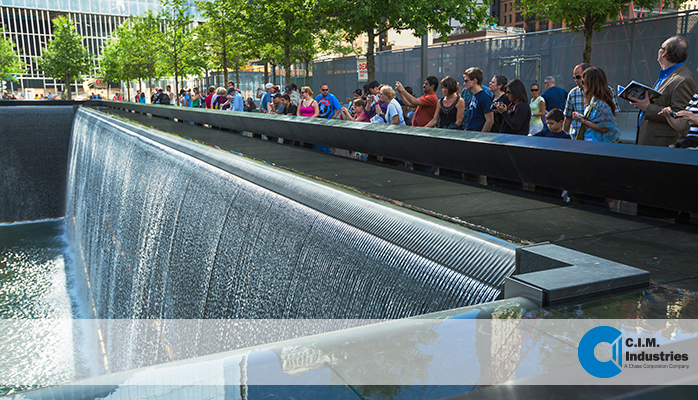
left=529, top=83, right=546, bottom=135
left=375, top=85, right=406, bottom=125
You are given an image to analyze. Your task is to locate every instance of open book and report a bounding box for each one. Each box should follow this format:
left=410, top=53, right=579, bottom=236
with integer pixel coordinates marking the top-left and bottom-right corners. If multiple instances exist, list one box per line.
left=618, top=81, right=662, bottom=101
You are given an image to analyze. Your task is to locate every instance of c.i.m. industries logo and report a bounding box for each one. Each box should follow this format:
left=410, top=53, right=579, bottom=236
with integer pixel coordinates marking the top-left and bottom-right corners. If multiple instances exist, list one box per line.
left=578, top=326, right=624, bottom=378
left=578, top=325, right=690, bottom=378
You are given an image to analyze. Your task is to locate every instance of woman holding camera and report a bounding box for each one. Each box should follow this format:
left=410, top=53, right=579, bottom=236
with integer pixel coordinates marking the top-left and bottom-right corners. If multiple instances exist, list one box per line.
left=493, top=78, right=531, bottom=135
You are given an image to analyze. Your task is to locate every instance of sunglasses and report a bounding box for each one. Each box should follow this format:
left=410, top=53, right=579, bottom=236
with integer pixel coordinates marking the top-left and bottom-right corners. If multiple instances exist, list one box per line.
left=573, top=75, right=582, bottom=80
left=531, top=88, right=539, bottom=92
left=321, top=89, right=329, bottom=91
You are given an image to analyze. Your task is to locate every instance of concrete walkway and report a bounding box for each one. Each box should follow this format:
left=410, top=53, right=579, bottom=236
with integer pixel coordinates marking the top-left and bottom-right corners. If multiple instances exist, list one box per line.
left=102, top=109, right=698, bottom=293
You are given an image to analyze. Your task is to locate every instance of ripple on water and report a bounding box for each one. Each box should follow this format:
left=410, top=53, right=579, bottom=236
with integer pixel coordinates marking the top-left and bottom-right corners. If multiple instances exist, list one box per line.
left=0, top=220, right=93, bottom=396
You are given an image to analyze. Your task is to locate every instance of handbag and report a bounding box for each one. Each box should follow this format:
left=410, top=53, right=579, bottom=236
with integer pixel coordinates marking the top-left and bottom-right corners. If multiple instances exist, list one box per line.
left=575, top=98, right=596, bottom=140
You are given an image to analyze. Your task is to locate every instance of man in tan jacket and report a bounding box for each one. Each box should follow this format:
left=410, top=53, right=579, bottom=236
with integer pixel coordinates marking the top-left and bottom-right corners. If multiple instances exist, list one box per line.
left=630, top=35, right=697, bottom=147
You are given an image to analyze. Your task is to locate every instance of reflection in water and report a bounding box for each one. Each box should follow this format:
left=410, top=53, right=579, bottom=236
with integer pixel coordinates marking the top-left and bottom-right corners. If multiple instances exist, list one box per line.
left=0, top=220, right=95, bottom=396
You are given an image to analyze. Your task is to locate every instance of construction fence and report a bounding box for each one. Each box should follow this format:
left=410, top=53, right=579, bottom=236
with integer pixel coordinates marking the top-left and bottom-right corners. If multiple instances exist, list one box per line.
left=313, top=10, right=698, bottom=113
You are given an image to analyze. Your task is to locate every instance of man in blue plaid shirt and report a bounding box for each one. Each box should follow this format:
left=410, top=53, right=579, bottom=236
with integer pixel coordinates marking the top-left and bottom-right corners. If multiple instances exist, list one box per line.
left=564, top=63, right=619, bottom=139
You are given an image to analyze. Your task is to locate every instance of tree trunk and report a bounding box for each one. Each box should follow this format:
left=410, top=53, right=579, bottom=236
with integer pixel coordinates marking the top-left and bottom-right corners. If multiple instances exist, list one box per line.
left=583, top=14, right=593, bottom=64
left=367, top=29, right=376, bottom=82
left=126, top=81, right=130, bottom=102
left=264, top=63, right=269, bottom=84
left=271, top=63, right=276, bottom=85
left=174, top=66, right=180, bottom=106
left=284, top=45, right=292, bottom=85
left=65, top=73, right=71, bottom=100
left=234, top=56, right=240, bottom=85
left=223, top=47, right=228, bottom=86
left=304, top=60, right=310, bottom=87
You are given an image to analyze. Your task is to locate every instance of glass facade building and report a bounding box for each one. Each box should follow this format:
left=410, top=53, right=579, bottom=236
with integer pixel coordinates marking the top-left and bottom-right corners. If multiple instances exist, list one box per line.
left=0, top=0, right=201, bottom=98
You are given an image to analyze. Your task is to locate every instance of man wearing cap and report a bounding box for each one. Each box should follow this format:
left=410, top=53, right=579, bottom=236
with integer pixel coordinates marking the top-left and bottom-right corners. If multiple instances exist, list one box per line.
left=315, top=83, right=342, bottom=119
left=267, top=93, right=284, bottom=114
left=227, top=81, right=244, bottom=112
left=259, top=83, right=274, bottom=113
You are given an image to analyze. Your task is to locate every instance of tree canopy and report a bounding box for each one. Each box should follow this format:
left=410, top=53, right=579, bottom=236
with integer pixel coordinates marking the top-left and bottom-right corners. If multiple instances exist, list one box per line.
left=516, top=0, right=688, bottom=63
left=157, top=0, right=198, bottom=105
left=38, top=16, right=92, bottom=99
left=0, top=30, right=24, bottom=84
left=329, top=0, right=492, bottom=81
left=196, top=0, right=249, bottom=87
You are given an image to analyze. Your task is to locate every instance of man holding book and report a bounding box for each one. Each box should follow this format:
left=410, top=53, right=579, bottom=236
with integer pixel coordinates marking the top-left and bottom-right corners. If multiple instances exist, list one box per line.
left=629, top=35, right=697, bottom=147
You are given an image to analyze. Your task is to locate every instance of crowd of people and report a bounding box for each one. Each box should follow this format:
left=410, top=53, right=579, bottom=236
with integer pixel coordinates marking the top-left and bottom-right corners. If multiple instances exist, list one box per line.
left=3, top=35, right=695, bottom=148
left=224, top=34, right=694, bottom=148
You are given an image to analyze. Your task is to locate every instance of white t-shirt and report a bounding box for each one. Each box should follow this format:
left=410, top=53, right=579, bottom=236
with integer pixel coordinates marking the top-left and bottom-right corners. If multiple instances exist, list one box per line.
left=386, top=99, right=406, bottom=125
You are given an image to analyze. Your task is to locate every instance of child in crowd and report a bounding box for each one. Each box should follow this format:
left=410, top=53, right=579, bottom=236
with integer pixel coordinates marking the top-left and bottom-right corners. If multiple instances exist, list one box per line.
left=529, top=108, right=570, bottom=139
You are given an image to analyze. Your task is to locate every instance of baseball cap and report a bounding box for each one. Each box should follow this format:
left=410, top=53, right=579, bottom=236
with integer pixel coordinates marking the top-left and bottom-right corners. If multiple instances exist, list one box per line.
left=265, top=83, right=274, bottom=90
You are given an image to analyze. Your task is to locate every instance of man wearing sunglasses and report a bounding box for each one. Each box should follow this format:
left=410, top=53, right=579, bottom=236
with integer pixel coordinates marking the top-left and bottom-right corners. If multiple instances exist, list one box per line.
left=315, top=83, right=342, bottom=120
left=563, top=63, right=620, bottom=139
left=630, top=35, right=697, bottom=147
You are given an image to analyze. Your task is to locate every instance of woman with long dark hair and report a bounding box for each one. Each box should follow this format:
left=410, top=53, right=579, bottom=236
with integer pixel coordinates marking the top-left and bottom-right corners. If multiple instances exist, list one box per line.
left=493, top=78, right=531, bottom=135
left=571, top=67, right=620, bottom=142
left=425, top=76, right=465, bottom=129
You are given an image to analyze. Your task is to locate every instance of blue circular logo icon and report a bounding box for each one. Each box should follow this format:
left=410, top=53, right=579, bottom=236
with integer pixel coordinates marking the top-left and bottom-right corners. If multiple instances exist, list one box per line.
left=578, top=326, right=623, bottom=378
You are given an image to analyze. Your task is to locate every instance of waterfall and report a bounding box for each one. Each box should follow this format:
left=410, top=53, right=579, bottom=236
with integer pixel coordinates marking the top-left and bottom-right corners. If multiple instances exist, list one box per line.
left=65, top=108, right=517, bottom=322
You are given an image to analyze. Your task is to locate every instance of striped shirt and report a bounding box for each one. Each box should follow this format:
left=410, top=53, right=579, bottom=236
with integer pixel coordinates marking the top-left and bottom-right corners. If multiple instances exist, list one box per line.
left=686, top=93, right=698, bottom=136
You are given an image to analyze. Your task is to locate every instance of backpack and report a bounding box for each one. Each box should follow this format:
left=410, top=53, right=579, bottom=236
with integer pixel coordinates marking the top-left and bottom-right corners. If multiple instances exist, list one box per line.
left=157, top=93, right=170, bottom=105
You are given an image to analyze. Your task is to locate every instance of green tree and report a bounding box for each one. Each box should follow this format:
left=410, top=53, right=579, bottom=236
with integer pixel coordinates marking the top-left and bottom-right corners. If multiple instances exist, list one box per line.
left=123, top=11, right=163, bottom=94
left=196, top=0, right=249, bottom=87
left=515, top=0, right=687, bottom=63
left=100, top=35, right=130, bottom=98
left=329, top=0, right=491, bottom=82
left=293, top=29, right=352, bottom=86
left=157, top=0, right=197, bottom=105
left=0, top=30, right=24, bottom=86
left=38, top=16, right=92, bottom=100
left=246, top=0, right=321, bottom=85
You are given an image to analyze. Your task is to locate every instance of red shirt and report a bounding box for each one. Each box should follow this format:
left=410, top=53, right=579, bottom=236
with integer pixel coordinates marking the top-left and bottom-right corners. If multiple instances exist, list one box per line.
left=412, top=91, right=438, bottom=127
left=205, top=93, right=214, bottom=109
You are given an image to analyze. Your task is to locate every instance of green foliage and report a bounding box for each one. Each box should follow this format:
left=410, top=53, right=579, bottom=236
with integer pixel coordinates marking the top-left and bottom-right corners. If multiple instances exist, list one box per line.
left=196, top=0, right=249, bottom=85
left=516, top=0, right=688, bottom=63
left=293, top=29, right=352, bottom=86
left=245, top=0, right=327, bottom=84
left=38, top=16, right=92, bottom=99
left=124, top=11, right=164, bottom=85
left=157, top=0, right=198, bottom=105
left=100, top=11, right=164, bottom=95
left=0, top=30, right=24, bottom=83
left=327, top=0, right=492, bottom=81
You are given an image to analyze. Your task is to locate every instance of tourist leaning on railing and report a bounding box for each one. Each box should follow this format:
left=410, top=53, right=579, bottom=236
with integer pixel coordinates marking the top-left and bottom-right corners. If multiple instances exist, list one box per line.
left=493, top=78, right=531, bottom=135
left=297, top=86, right=319, bottom=118
left=341, top=99, right=369, bottom=122
left=424, top=76, right=465, bottom=129
left=571, top=67, right=620, bottom=143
